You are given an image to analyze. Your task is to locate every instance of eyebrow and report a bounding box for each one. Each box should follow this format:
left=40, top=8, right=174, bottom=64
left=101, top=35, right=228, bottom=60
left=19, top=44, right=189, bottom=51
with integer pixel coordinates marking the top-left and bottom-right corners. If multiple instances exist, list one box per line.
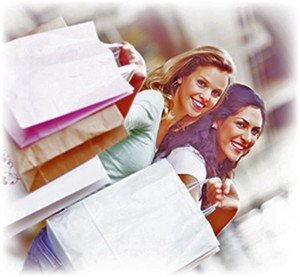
left=198, top=75, right=223, bottom=92
left=237, top=117, right=262, bottom=129
left=237, top=117, right=249, bottom=125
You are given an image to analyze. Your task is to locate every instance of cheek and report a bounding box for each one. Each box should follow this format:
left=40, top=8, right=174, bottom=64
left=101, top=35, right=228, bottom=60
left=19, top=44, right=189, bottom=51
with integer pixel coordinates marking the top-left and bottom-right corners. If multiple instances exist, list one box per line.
left=217, top=124, right=234, bottom=149
left=249, top=137, right=258, bottom=148
left=223, top=122, right=239, bottom=137
left=178, top=83, right=191, bottom=98
left=216, top=129, right=227, bottom=149
left=210, top=98, right=220, bottom=108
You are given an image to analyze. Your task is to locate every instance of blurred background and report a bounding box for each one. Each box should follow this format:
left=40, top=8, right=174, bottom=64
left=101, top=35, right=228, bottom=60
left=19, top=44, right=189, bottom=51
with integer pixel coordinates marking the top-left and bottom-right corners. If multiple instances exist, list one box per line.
left=2, top=0, right=299, bottom=274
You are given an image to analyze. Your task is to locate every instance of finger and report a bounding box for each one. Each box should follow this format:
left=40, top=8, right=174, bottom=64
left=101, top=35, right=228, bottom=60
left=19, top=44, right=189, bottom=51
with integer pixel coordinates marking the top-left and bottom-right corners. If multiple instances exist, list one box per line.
left=219, top=196, right=240, bottom=211
left=206, top=177, right=222, bottom=189
left=207, top=177, right=221, bottom=183
left=206, top=187, right=223, bottom=204
left=216, top=188, right=222, bottom=194
left=223, top=179, right=231, bottom=194
left=206, top=181, right=223, bottom=201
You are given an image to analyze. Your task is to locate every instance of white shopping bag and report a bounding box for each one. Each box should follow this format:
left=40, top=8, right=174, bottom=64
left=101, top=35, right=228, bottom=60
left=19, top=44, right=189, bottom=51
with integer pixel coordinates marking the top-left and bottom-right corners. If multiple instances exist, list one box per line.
left=47, top=159, right=219, bottom=273
left=3, top=21, right=133, bottom=147
left=2, top=154, right=110, bottom=237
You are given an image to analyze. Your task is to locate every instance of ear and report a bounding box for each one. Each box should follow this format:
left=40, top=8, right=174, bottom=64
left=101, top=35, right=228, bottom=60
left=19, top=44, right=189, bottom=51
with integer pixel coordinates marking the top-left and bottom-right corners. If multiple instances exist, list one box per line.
left=212, top=118, right=223, bottom=129
left=212, top=121, right=218, bottom=129
left=177, top=77, right=182, bottom=85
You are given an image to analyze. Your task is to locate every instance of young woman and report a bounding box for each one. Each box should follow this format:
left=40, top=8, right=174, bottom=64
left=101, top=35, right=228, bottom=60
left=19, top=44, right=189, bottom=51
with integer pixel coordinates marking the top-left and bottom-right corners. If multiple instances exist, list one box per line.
left=22, top=44, right=236, bottom=273
left=99, top=45, right=236, bottom=183
left=157, top=83, right=266, bottom=235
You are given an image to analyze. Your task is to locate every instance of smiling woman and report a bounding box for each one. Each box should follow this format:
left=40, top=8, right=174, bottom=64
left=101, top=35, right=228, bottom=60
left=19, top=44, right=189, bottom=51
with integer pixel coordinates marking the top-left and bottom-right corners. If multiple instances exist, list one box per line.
left=144, top=45, right=236, bottom=148
left=215, top=105, right=264, bottom=163
left=156, top=83, right=266, bottom=235
left=99, top=45, right=236, bottom=183
left=172, top=65, right=229, bottom=119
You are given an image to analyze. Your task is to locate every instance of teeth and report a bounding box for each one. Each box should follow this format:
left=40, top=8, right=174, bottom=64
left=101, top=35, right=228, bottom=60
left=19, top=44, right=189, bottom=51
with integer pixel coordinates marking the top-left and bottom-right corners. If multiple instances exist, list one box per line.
left=192, top=98, right=204, bottom=109
left=231, top=141, right=245, bottom=150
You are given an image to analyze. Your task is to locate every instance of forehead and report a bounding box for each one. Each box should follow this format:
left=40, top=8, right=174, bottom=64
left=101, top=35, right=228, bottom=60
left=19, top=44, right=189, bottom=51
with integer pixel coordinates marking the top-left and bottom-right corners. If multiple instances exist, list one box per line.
left=192, top=65, right=229, bottom=90
left=230, top=106, right=264, bottom=127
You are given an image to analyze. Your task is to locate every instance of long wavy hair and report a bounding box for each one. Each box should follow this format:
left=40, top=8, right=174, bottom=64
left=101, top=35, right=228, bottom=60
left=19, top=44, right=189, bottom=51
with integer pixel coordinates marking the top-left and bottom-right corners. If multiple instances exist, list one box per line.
left=157, top=83, right=267, bottom=179
left=143, top=45, right=236, bottom=130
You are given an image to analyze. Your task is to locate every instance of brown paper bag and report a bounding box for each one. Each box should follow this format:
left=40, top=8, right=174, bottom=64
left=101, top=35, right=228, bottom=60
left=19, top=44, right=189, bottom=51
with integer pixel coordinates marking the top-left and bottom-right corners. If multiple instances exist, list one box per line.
left=6, top=105, right=128, bottom=192
left=26, top=16, right=67, bottom=35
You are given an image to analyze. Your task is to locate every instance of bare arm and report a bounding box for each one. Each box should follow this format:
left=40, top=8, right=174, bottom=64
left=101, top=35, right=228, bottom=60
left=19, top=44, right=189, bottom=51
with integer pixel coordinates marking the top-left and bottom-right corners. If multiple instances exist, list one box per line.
left=179, top=175, right=240, bottom=236
left=205, top=178, right=240, bottom=236
left=178, top=174, right=199, bottom=202
left=166, top=147, right=239, bottom=236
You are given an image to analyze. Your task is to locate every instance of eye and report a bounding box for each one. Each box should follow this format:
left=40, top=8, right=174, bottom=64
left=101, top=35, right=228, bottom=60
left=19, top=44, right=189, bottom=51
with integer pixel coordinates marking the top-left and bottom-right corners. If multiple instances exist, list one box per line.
left=251, top=128, right=261, bottom=136
left=211, top=90, right=221, bottom=97
left=236, top=121, right=245, bottom=128
left=197, top=80, right=206, bottom=87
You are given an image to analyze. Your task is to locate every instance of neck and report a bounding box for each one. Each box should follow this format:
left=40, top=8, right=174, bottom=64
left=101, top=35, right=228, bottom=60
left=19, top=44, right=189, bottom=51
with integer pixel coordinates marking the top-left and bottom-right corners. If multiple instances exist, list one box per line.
left=156, top=113, right=185, bottom=148
left=216, top=144, right=226, bottom=163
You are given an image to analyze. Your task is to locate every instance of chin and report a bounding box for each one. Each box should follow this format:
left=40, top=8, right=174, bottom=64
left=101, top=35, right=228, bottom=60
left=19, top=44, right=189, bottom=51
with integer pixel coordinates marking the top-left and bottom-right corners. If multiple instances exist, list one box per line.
left=227, top=153, right=241, bottom=162
left=187, top=109, right=201, bottom=118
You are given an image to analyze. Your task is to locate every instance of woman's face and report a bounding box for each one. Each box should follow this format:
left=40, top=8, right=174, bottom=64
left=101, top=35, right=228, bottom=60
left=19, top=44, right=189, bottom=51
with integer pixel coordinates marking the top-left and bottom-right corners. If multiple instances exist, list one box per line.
left=215, top=106, right=263, bottom=162
left=173, top=65, right=229, bottom=118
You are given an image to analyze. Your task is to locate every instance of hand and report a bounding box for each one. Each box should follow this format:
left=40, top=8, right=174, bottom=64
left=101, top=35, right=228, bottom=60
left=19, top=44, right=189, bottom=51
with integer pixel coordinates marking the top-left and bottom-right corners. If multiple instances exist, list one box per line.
left=114, top=42, right=147, bottom=117
left=205, top=177, right=240, bottom=211
left=119, top=42, right=147, bottom=80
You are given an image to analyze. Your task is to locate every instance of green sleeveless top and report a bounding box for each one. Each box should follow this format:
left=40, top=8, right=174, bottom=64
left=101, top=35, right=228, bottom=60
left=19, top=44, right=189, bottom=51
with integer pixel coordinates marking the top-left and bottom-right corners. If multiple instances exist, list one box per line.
left=98, top=90, right=164, bottom=183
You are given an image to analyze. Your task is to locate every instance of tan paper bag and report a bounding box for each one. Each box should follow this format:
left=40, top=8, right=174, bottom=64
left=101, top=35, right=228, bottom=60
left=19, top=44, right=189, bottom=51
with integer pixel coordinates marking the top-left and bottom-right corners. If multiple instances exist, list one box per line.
left=26, top=16, right=67, bottom=35
left=6, top=105, right=128, bottom=192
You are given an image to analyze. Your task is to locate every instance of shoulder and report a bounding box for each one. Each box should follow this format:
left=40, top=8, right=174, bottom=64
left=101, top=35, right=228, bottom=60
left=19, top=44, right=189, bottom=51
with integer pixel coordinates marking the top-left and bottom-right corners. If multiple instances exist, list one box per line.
left=125, top=89, right=164, bottom=130
left=133, top=89, right=164, bottom=118
left=166, top=145, right=207, bottom=181
left=168, top=145, right=205, bottom=164
left=135, top=89, right=164, bottom=105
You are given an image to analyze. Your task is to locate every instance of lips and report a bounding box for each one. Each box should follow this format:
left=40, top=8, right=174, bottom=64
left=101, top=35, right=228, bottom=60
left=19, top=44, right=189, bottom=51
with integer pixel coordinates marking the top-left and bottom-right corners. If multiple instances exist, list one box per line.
left=191, top=97, right=205, bottom=111
left=231, top=140, right=247, bottom=154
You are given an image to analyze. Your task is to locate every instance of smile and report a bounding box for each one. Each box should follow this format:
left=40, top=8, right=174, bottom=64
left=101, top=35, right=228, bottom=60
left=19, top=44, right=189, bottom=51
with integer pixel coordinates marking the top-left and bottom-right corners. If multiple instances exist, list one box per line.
left=191, top=97, right=205, bottom=111
left=231, top=141, right=247, bottom=154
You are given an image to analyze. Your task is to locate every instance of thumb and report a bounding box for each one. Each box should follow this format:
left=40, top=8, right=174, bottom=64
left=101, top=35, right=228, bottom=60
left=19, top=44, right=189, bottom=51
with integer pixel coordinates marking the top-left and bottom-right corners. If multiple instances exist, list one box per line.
left=223, top=179, right=231, bottom=195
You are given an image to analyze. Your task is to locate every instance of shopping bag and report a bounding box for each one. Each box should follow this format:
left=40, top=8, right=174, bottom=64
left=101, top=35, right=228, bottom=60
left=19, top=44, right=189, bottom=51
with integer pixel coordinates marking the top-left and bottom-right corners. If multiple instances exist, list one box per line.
left=5, top=104, right=128, bottom=192
left=2, top=153, right=110, bottom=237
left=26, top=16, right=67, bottom=35
left=47, top=159, right=219, bottom=273
left=3, top=21, right=133, bottom=148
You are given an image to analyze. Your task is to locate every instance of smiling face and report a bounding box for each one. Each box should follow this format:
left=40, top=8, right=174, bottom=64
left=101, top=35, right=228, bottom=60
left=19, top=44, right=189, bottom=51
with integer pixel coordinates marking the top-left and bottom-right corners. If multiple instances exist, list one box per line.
left=215, top=106, right=264, bottom=162
left=172, top=65, right=229, bottom=119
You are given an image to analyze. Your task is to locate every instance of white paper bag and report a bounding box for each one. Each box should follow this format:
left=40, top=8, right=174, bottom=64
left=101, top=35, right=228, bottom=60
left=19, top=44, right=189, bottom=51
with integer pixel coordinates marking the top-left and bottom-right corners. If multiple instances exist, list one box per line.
left=2, top=153, right=110, bottom=237
left=47, top=159, right=219, bottom=273
left=3, top=21, right=133, bottom=147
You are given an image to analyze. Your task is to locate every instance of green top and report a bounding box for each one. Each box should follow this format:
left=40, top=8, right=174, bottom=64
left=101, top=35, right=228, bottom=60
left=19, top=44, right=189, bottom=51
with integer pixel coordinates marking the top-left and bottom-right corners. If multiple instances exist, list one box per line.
left=98, top=90, right=164, bottom=183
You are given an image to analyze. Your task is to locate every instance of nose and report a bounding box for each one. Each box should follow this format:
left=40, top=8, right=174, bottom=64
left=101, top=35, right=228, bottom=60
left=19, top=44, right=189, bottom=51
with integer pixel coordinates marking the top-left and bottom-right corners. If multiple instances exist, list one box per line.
left=199, top=89, right=211, bottom=104
left=241, top=130, right=253, bottom=145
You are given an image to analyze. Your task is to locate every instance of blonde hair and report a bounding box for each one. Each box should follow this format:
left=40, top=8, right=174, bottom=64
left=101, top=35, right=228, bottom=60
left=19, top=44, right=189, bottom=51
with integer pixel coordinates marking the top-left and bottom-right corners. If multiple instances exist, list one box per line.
left=143, top=45, right=236, bottom=129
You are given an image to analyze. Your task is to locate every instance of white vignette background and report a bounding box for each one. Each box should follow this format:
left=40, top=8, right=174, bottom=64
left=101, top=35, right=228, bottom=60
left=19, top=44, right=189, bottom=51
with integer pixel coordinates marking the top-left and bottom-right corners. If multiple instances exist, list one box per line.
left=0, top=0, right=299, bottom=277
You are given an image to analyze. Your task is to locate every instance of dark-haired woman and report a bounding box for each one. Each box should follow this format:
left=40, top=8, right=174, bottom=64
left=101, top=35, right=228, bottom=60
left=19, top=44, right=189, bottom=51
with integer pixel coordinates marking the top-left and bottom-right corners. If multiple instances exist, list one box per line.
left=156, top=83, right=266, bottom=235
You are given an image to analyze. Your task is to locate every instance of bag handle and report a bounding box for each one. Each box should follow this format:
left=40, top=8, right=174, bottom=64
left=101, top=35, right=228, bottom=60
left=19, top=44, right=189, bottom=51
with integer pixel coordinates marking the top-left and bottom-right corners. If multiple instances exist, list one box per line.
left=186, top=179, right=219, bottom=216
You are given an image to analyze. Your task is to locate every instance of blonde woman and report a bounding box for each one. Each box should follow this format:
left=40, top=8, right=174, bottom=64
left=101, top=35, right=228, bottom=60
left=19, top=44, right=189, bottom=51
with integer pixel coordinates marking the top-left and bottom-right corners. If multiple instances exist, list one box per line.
left=99, top=45, right=236, bottom=183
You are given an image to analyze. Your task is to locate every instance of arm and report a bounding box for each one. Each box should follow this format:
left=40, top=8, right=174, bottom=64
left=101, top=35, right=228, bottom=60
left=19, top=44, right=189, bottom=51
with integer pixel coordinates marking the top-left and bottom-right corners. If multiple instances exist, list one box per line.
left=205, top=178, right=240, bottom=236
left=163, top=146, right=206, bottom=202
left=179, top=174, right=199, bottom=203
left=162, top=146, right=239, bottom=235
left=179, top=175, right=239, bottom=236
left=115, top=42, right=147, bottom=117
